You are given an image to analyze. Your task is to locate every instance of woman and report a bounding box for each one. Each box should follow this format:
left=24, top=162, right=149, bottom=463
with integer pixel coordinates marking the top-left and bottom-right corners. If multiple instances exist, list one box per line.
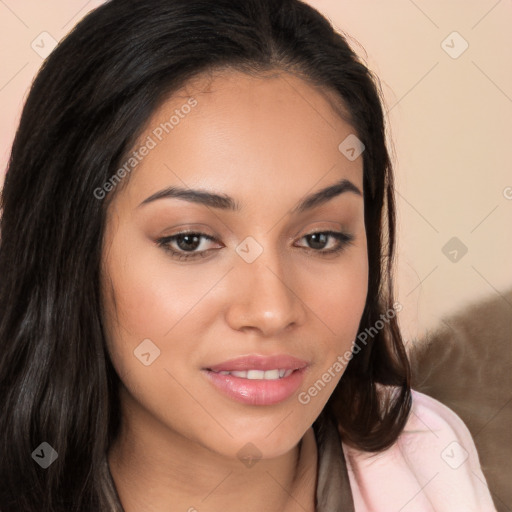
left=0, top=0, right=496, bottom=510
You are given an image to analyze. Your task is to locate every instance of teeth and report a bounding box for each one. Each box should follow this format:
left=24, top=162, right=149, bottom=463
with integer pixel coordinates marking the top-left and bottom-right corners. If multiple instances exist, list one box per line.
left=214, top=368, right=294, bottom=380
left=249, top=370, right=266, bottom=379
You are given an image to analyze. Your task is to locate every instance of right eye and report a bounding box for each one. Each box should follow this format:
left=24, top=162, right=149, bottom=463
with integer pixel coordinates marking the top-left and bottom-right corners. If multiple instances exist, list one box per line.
left=156, top=231, right=221, bottom=261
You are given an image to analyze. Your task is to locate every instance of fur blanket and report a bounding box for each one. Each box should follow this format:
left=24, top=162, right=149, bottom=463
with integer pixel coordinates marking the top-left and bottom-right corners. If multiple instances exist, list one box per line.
left=408, top=288, right=512, bottom=512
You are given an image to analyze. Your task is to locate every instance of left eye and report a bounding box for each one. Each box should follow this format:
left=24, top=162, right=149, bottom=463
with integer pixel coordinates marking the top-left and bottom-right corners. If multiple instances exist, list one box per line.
left=297, top=230, right=354, bottom=253
left=156, top=230, right=354, bottom=261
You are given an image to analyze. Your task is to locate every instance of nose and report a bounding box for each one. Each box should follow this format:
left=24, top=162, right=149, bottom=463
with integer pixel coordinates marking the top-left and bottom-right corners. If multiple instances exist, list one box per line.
left=224, top=244, right=307, bottom=337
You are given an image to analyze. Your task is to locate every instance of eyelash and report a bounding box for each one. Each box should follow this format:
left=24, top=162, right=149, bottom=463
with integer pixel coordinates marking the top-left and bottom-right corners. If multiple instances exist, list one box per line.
left=156, top=230, right=355, bottom=261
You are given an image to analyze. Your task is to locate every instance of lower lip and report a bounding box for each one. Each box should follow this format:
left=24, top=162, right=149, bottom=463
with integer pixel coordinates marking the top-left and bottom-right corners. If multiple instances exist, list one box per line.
left=202, top=368, right=307, bottom=406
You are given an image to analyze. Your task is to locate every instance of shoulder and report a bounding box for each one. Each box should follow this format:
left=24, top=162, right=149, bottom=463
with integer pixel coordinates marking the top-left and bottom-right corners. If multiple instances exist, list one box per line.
left=397, top=390, right=487, bottom=474
left=342, top=389, right=497, bottom=511
left=401, top=388, right=479, bottom=449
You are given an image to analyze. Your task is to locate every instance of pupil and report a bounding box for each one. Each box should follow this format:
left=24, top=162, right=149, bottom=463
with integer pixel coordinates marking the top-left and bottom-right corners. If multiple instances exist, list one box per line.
left=308, top=233, right=327, bottom=250
left=178, top=234, right=200, bottom=251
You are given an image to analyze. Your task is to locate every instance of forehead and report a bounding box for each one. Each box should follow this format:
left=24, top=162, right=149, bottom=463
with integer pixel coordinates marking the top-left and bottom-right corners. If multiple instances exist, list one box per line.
left=114, top=69, right=363, bottom=212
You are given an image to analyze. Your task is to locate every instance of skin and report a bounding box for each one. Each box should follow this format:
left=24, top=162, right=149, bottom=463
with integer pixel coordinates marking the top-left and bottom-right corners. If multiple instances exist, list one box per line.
left=102, top=69, right=368, bottom=512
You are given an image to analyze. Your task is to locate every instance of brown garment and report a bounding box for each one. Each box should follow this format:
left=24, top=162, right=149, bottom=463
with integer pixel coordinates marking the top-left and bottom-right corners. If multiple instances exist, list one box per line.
left=313, top=408, right=355, bottom=511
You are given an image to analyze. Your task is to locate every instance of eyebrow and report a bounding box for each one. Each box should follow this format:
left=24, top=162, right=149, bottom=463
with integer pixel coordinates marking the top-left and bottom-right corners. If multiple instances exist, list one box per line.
left=137, top=177, right=362, bottom=214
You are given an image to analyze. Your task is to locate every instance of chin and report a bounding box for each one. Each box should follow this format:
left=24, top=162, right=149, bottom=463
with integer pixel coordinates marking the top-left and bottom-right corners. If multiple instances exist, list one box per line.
left=217, top=420, right=306, bottom=460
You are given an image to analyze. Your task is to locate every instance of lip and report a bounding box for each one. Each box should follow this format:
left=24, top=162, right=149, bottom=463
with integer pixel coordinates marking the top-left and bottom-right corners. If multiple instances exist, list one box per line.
left=202, top=354, right=309, bottom=406
left=205, top=354, right=309, bottom=372
left=202, top=366, right=308, bottom=406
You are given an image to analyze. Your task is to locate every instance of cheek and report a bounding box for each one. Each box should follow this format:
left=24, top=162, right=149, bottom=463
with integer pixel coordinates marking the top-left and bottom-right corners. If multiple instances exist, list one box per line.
left=102, top=228, right=214, bottom=342
left=286, top=242, right=369, bottom=415
left=100, top=224, right=237, bottom=406
left=100, top=229, right=224, bottom=433
left=311, top=242, right=368, bottom=346
left=300, top=239, right=368, bottom=395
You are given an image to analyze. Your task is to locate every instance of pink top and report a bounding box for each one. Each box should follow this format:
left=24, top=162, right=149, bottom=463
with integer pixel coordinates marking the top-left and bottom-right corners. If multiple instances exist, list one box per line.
left=342, top=390, right=497, bottom=511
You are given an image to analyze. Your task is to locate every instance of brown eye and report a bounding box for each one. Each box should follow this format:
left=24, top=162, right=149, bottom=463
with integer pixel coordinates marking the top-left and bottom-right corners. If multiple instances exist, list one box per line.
left=156, top=232, right=219, bottom=261
left=297, top=230, right=354, bottom=255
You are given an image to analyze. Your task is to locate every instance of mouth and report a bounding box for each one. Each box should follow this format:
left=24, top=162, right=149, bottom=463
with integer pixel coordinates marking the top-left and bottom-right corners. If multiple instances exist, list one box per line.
left=207, top=368, right=295, bottom=380
left=204, top=353, right=309, bottom=373
left=202, top=354, right=309, bottom=406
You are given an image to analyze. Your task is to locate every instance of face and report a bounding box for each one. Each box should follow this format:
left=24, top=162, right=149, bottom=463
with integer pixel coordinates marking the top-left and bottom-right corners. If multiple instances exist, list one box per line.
left=101, top=69, right=368, bottom=461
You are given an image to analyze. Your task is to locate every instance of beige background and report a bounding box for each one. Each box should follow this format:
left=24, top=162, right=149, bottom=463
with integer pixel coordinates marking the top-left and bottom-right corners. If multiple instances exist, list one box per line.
left=1, top=0, right=511, bottom=344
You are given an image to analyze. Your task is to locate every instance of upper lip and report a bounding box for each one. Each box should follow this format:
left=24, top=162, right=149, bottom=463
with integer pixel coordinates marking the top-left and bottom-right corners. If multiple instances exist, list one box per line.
left=205, top=354, right=309, bottom=372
